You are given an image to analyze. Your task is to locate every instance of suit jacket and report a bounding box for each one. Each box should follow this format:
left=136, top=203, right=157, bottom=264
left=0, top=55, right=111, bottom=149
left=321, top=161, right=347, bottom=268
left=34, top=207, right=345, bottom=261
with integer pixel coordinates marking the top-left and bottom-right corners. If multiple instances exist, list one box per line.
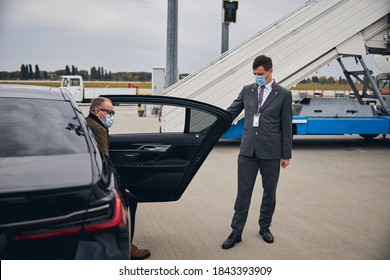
left=227, top=82, right=292, bottom=159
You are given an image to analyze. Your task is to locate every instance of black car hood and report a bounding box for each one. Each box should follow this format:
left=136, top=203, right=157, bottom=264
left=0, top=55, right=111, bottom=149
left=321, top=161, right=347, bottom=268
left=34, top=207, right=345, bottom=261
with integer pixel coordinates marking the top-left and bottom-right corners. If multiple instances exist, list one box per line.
left=0, top=153, right=93, bottom=193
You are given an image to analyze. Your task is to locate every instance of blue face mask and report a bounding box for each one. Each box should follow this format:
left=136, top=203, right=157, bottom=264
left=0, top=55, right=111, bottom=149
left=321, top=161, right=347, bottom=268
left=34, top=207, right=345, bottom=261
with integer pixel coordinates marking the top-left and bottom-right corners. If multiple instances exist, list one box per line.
left=255, top=75, right=267, bottom=87
left=103, top=114, right=115, bottom=128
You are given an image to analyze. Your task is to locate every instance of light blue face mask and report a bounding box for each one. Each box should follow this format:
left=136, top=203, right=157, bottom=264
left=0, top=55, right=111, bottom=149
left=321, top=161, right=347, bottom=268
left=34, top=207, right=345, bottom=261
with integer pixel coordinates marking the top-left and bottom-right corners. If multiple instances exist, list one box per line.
left=103, top=114, right=115, bottom=128
left=255, top=75, right=267, bottom=87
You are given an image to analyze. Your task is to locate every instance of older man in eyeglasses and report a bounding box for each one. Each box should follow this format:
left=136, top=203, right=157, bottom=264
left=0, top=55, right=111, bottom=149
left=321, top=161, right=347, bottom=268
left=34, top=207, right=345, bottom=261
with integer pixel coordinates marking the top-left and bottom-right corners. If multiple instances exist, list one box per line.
left=86, top=97, right=151, bottom=260
left=85, top=97, right=115, bottom=157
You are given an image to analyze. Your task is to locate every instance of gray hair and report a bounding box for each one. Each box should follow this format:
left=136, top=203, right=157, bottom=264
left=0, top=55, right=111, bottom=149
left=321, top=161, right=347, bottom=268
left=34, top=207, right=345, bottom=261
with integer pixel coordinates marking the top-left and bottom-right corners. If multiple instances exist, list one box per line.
left=89, top=97, right=112, bottom=112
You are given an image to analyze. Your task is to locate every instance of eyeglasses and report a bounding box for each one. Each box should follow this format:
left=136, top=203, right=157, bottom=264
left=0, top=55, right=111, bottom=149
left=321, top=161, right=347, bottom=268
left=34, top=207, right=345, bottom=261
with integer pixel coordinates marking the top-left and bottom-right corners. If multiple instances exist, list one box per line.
left=98, top=108, right=115, bottom=116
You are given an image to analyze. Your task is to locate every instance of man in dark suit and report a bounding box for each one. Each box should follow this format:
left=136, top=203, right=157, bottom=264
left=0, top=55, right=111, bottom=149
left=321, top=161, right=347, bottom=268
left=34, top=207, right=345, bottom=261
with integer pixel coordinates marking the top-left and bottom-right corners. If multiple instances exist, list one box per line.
left=222, top=55, right=292, bottom=249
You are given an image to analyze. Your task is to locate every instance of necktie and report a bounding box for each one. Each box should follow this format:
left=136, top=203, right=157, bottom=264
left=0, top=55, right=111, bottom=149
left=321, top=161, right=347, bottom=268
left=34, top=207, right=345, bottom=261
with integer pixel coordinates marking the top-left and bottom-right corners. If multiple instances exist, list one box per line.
left=258, top=86, right=265, bottom=109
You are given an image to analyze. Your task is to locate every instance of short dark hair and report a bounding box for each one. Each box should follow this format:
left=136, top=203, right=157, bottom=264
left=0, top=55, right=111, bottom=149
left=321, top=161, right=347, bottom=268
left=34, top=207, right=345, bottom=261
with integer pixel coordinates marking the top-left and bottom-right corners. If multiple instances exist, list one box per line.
left=252, top=55, right=272, bottom=71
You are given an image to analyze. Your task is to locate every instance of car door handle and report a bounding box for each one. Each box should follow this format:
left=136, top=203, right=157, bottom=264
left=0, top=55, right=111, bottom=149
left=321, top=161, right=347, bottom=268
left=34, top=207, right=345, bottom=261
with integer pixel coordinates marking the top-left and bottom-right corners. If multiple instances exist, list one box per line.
left=139, top=145, right=170, bottom=152
left=124, top=153, right=140, bottom=157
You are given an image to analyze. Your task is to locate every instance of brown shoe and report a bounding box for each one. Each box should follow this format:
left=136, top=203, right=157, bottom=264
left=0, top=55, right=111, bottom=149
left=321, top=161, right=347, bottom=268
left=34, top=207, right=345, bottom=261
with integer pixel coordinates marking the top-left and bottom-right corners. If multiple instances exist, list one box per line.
left=130, top=244, right=151, bottom=260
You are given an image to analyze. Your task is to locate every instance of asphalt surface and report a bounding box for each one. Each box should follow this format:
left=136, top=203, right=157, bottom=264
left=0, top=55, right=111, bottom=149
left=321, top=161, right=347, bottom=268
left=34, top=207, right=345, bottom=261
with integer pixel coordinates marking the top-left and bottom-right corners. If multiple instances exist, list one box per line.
left=133, top=135, right=390, bottom=260
left=80, top=104, right=390, bottom=260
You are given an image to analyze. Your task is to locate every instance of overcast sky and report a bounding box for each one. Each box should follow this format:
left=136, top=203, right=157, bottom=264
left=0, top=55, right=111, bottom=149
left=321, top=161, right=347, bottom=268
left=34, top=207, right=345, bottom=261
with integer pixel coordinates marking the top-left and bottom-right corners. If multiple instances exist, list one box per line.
left=0, top=0, right=381, bottom=77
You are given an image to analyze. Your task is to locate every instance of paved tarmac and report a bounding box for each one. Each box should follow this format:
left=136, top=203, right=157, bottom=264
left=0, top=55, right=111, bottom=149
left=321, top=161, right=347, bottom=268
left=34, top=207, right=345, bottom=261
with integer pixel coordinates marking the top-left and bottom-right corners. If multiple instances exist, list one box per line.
left=81, top=104, right=390, bottom=260
left=132, top=135, right=390, bottom=260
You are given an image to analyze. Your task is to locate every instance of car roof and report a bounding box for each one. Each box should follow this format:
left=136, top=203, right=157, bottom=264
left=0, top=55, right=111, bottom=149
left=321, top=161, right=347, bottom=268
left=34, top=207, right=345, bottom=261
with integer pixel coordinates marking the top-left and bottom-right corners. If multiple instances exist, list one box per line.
left=0, top=84, right=67, bottom=101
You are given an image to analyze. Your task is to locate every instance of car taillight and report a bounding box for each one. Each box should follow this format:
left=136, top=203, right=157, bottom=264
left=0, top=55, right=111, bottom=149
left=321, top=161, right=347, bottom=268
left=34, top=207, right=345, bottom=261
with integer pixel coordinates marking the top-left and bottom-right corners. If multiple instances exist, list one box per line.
left=10, top=192, right=126, bottom=241
left=83, top=192, right=127, bottom=233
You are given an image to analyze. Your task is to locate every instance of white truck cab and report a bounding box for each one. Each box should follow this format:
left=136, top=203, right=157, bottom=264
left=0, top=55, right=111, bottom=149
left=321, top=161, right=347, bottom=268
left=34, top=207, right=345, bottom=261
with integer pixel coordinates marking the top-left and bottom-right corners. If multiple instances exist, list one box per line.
left=61, top=76, right=84, bottom=102
left=60, top=75, right=137, bottom=102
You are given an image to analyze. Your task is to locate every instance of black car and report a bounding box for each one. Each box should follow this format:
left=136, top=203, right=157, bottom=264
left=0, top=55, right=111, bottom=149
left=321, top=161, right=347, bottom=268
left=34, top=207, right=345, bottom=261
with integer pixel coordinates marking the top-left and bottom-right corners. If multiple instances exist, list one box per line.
left=0, top=85, right=231, bottom=259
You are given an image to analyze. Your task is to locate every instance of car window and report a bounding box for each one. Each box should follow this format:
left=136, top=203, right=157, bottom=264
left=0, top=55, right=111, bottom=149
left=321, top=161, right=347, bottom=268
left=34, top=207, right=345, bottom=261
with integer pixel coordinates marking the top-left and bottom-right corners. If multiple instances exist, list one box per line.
left=188, top=108, right=217, bottom=133
left=0, top=98, right=88, bottom=157
left=80, top=103, right=218, bottom=135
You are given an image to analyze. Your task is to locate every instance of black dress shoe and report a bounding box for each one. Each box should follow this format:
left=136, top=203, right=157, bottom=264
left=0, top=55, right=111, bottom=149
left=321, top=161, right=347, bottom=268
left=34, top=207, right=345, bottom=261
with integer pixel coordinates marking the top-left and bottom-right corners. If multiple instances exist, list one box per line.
left=259, top=228, right=274, bottom=243
left=222, top=233, right=242, bottom=249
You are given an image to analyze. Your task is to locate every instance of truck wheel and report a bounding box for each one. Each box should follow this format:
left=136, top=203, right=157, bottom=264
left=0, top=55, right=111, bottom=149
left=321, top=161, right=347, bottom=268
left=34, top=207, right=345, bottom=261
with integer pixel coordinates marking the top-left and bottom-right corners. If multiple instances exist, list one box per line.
left=359, top=134, right=379, bottom=140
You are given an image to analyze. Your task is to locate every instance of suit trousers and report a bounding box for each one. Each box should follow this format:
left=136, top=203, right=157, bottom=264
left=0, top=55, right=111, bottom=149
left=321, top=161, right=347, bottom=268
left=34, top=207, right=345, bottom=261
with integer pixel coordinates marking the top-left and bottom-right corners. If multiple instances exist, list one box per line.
left=231, top=154, right=281, bottom=235
left=127, top=192, right=138, bottom=243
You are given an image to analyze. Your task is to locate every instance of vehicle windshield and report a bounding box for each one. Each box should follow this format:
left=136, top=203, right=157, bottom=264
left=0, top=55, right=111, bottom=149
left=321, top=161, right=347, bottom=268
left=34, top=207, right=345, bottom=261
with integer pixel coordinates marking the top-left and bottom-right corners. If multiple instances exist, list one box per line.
left=0, top=98, right=88, bottom=157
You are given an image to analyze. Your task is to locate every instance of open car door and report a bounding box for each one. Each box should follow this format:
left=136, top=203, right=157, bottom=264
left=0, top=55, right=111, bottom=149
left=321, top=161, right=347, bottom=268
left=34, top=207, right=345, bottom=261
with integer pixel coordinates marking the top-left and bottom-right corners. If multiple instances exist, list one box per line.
left=105, top=95, right=232, bottom=202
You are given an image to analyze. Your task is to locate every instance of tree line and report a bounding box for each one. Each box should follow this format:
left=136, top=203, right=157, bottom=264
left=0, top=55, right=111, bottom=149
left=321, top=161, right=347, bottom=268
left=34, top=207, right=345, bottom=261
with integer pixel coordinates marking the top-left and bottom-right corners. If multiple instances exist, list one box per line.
left=1, top=64, right=350, bottom=85
left=19, top=64, right=48, bottom=80
left=299, top=76, right=349, bottom=85
left=0, top=64, right=152, bottom=82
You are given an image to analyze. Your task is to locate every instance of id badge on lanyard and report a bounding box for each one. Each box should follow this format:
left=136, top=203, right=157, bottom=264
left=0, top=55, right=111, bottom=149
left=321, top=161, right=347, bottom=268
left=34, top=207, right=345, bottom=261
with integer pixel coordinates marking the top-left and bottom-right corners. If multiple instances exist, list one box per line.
left=253, top=113, right=260, bottom=127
